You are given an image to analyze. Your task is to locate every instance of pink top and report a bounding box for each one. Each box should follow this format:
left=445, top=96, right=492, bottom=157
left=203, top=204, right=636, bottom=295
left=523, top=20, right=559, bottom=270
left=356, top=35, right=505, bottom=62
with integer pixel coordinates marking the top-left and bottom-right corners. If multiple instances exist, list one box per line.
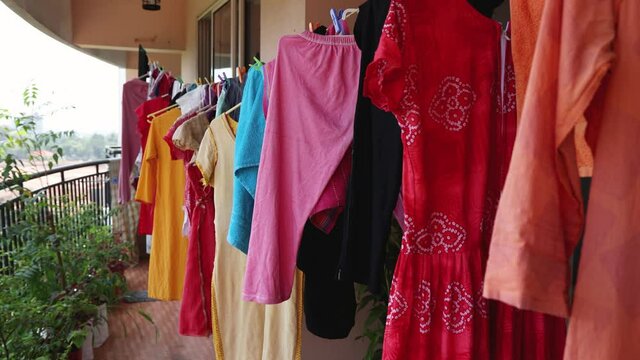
left=243, top=32, right=360, bottom=304
left=118, top=79, right=148, bottom=203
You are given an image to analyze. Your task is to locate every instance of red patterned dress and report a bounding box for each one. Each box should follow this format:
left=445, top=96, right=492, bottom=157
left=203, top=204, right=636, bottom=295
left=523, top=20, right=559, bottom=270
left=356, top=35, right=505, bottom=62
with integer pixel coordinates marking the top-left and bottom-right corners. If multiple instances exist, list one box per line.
left=364, top=0, right=567, bottom=358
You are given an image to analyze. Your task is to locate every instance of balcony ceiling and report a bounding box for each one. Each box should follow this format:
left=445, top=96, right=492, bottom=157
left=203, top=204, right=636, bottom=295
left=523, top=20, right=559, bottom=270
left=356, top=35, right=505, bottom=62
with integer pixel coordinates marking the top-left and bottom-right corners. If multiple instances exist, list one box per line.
left=3, top=0, right=186, bottom=68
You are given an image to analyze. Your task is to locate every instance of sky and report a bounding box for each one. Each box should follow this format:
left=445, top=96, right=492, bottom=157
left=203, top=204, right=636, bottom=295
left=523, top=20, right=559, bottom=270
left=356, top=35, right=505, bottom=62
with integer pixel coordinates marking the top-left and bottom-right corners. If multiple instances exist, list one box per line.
left=0, top=1, right=123, bottom=135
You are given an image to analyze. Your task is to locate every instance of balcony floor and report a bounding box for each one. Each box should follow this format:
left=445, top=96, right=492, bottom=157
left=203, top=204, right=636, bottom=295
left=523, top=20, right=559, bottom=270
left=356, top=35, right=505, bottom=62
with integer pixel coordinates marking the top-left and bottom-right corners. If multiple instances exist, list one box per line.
left=93, top=261, right=215, bottom=360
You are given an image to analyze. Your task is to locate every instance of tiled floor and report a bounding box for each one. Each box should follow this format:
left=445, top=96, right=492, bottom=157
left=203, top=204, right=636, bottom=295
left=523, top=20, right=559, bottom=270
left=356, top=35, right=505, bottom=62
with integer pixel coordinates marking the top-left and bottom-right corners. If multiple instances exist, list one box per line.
left=93, top=262, right=215, bottom=360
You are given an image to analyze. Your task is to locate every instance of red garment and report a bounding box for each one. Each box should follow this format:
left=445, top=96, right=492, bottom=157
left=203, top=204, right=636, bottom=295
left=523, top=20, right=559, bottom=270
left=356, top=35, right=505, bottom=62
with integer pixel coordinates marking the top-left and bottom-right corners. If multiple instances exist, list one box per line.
left=309, top=151, right=351, bottom=234
left=134, top=97, right=171, bottom=235
left=364, top=1, right=566, bottom=359
left=165, top=113, right=215, bottom=337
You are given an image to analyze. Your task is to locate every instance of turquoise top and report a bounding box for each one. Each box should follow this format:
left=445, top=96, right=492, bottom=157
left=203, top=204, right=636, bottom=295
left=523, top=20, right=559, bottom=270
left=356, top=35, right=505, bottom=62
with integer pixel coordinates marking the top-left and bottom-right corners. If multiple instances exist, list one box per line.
left=227, top=66, right=266, bottom=253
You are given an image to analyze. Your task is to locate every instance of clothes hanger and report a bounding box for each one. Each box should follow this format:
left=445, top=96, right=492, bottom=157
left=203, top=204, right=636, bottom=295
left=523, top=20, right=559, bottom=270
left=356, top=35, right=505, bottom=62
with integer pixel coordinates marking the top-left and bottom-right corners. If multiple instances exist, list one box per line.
left=342, top=8, right=359, bottom=20
left=225, top=102, right=241, bottom=115
left=146, top=104, right=179, bottom=123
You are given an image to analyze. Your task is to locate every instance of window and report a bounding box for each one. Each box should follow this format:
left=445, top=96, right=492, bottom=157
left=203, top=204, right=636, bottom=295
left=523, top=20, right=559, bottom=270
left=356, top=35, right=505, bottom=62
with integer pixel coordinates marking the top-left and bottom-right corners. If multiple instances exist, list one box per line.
left=212, top=2, right=232, bottom=79
left=197, top=14, right=212, bottom=79
left=243, top=0, right=261, bottom=63
left=197, top=0, right=260, bottom=80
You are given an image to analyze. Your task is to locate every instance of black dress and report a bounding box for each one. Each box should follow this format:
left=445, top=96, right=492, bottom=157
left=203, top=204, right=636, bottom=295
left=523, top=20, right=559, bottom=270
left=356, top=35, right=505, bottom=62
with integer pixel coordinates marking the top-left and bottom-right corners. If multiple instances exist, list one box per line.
left=339, top=0, right=403, bottom=294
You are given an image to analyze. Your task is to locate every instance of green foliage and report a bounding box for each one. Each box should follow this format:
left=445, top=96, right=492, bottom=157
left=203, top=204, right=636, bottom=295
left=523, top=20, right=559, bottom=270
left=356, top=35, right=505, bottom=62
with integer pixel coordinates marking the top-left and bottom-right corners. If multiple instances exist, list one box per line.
left=0, top=196, right=133, bottom=359
left=356, top=220, right=403, bottom=360
left=0, top=85, right=134, bottom=359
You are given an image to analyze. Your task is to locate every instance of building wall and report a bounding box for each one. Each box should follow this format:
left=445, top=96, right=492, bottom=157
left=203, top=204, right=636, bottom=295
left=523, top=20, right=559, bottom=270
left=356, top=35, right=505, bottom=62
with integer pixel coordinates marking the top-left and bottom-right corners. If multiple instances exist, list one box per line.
left=3, top=0, right=73, bottom=43
left=305, top=0, right=362, bottom=28
left=71, top=0, right=186, bottom=52
left=259, top=0, right=305, bottom=61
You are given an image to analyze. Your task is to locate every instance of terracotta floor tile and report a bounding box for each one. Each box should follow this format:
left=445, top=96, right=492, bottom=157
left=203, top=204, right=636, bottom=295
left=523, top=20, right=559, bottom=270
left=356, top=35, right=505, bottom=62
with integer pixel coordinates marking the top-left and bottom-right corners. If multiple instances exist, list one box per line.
left=93, top=262, right=215, bottom=360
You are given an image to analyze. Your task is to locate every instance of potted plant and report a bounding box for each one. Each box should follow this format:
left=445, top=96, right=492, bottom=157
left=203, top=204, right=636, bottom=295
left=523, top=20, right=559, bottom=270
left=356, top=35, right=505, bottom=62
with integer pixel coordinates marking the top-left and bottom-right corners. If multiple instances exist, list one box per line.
left=0, top=85, right=152, bottom=358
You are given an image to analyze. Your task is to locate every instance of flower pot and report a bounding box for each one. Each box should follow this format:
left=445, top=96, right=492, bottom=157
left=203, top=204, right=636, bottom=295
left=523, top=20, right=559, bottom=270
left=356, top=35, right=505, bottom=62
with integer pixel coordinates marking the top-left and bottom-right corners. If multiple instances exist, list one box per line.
left=82, top=326, right=94, bottom=360
left=92, top=304, right=109, bottom=348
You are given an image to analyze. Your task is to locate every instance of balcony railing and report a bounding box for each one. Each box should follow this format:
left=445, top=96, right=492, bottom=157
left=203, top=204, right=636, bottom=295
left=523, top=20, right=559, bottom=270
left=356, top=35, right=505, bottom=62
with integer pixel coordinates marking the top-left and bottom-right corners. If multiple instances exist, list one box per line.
left=0, top=160, right=113, bottom=270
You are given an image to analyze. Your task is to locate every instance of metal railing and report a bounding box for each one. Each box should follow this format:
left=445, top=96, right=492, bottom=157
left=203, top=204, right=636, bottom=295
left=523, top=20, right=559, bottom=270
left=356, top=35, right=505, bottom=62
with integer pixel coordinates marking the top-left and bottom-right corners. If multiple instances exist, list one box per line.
left=0, top=160, right=112, bottom=270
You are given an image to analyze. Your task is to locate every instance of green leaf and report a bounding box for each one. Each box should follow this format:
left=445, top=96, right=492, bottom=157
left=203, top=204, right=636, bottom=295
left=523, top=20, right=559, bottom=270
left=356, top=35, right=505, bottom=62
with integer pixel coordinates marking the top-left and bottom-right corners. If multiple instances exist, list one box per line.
left=138, top=309, right=154, bottom=325
left=67, top=329, right=88, bottom=349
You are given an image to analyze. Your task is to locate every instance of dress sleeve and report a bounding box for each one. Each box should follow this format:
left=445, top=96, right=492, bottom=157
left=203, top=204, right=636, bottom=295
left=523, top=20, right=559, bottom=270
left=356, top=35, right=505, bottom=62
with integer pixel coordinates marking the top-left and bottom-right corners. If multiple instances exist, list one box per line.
left=135, top=121, right=158, bottom=205
left=195, top=125, right=218, bottom=187
left=483, top=0, right=616, bottom=318
left=363, top=0, right=410, bottom=113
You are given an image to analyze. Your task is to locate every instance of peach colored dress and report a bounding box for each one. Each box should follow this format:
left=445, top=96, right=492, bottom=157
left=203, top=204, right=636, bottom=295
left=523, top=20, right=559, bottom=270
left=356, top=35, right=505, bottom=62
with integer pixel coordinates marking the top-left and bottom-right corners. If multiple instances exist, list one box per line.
left=484, top=0, right=640, bottom=359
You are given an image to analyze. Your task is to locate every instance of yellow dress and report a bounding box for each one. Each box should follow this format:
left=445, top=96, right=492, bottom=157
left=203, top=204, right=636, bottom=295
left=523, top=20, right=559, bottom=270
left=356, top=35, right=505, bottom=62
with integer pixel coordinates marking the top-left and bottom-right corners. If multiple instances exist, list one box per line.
left=196, top=113, right=302, bottom=360
left=135, top=108, right=188, bottom=300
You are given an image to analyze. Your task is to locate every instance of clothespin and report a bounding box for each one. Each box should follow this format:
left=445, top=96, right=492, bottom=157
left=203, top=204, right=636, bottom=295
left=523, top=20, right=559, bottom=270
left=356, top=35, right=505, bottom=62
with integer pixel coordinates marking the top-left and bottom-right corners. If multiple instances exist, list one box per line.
left=330, top=8, right=343, bottom=34
left=308, top=22, right=320, bottom=32
left=204, top=77, right=211, bottom=85
left=239, top=66, right=247, bottom=83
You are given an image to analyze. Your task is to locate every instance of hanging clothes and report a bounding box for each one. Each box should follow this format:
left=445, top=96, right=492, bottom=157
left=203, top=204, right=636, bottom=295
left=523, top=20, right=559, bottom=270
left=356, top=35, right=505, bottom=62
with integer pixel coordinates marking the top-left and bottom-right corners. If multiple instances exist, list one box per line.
left=134, top=97, right=171, bottom=235
left=484, top=0, right=640, bottom=358
left=363, top=0, right=565, bottom=358
left=297, top=217, right=357, bottom=339
left=253, top=55, right=356, bottom=338
left=135, top=107, right=188, bottom=300
left=177, top=85, right=206, bottom=115
left=148, top=71, right=174, bottom=99
left=228, top=66, right=266, bottom=253
left=164, top=111, right=214, bottom=336
left=243, top=32, right=360, bottom=304
left=118, top=78, right=148, bottom=204
left=510, top=0, right=595, bottom=178
left=308, top=153, right=351, bottom=234
left=138, top=45, right=149, bottom=77
left=340, top=0, right=403, bottom=294
left=261, top=59, right=350, bottom=237
left=216, top=78, right=244, bottom=121
left=510, top=0, right=544, bottom=119
left=196, top=113, right=302, bottom=360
